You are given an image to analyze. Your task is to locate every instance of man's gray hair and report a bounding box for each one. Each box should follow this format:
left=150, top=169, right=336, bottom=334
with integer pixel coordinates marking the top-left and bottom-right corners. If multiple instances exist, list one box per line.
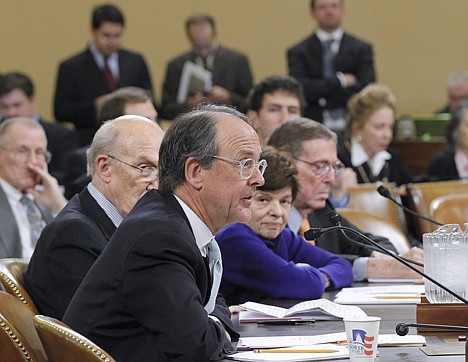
left=0, top=117, right=46, bottom=147
left=267, top=118, right=337, bottom=157
left=158, top=104, right=249, bottom=193
left=86, top=119, right=123, bottom=177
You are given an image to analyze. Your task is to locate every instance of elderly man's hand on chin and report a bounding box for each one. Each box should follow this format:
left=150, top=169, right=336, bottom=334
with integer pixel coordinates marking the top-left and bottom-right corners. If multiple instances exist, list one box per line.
left=26, top=163, right=67, bottom=214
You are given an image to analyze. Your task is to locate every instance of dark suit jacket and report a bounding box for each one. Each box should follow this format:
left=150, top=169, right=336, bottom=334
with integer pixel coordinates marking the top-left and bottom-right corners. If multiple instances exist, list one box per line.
left=161, top=45, right=253, bottom=120
left=54, top=47, right=153, bottom=145
left=0, top=185, right=53, bottom=258
left=428, top=148, right=459, bottom=181
left=308, top=201, right=396, bottom=265
left=23, top=188, right=116, bottom=319
left=63, top=145, right=89, bottom=199
left=63, top=190, right=237, bottom=362
left=338, top=141, right=413, bottom=186
left=39, top=118, right=79, bottom=185
left=288, top=32, right=375, bottom=121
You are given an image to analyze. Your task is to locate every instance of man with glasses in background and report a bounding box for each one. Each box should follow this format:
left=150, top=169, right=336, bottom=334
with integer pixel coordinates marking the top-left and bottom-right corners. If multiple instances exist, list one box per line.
left=268, top=118, right=424, bottom=281
left=0, top=117, right=67, bottom=259
left=63, top=104, right=265, bottom=361
left=24, top=115, right=164, bottom=319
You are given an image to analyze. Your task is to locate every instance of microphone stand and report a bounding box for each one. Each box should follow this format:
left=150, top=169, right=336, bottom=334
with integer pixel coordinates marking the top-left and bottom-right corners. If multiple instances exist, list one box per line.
left=376, top=185, right=444, bottom=227
left=306, top=225, right=468, bottom=304
left=396, top=322, right=468, bottom=336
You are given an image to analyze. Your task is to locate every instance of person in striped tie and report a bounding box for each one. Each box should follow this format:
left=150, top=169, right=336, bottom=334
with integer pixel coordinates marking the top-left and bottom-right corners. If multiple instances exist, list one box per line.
left=0, top=117, right=67, bottom=259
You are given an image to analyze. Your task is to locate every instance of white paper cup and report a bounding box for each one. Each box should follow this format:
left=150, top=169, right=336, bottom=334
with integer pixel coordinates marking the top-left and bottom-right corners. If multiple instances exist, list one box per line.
left=343, top=316, right=381, bottom=361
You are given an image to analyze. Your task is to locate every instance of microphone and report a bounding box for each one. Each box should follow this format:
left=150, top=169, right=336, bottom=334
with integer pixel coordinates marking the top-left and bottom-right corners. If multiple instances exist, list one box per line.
left=396, top=322, right=468, bottom=335
left=376, top=185, right=443, bottom=227
left=324, top=211, right=423, bottom=268
left=304, top=223, right=468, bottom=304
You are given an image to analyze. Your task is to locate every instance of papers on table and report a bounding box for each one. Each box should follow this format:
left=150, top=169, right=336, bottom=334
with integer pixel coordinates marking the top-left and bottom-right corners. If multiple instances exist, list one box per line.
left=239, top=299, right=367, bottom=323
left=176, top=61, right=212, bottom=103
left=333, top=284, right=425, bottom=305
left=227, top=344, right=349, bottom=361
left=237, top=333, right=426, bottom=349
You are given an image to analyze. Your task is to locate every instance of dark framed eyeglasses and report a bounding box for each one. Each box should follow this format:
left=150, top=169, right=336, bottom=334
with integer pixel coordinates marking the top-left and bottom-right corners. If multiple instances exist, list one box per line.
left=212, top=155, right=268, bottom=180
left=294, top=158, right=344, bottom=177
left=107, top=155, right=158, bottom=180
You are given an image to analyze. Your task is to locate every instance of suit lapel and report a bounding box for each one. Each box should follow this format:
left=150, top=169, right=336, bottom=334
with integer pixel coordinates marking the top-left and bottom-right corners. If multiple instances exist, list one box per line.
left=0, top=185, right=22, bottom=257
left=84, top=48, right=111, bottom=92
left=79, top=188, right=116, bottom=241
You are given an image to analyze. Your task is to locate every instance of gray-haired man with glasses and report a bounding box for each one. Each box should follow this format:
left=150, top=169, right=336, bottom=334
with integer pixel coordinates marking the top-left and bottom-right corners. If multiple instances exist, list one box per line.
left=269, top=118, right=423, bottom=282
left=24, top=115, right=164, bottom=320
left=0, top=117, right=67, bottom=259
left=63, top=104, right=265, bottom=361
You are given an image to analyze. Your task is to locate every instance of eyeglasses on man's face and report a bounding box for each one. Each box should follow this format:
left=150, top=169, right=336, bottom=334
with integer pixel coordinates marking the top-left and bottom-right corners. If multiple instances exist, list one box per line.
left=107, top=155, right=158, bottom=180
left=212, top=155, right=268, bottom=180
left=0, top=146, right=52, bottom=164
left=294, top=158, right=344, bottom=177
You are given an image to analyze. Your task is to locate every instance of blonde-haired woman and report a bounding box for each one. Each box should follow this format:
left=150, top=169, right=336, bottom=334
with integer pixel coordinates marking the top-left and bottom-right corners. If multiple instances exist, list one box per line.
left=338, top=83, right=412, bottom=186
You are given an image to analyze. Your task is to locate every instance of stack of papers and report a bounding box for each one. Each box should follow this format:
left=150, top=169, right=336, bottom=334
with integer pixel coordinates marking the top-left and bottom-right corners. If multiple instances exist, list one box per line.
left=227, top=344, right=349, bottom=361
left=237, top=333, right=426, bottom=349
left=239, top=299, right=367, bottom=323
left=333, top=285, right=424, bottom=305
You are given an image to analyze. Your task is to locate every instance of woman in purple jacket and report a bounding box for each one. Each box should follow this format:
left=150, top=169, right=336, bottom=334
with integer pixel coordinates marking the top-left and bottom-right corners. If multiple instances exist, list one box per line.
left=216, top=147, right=353, bottom=306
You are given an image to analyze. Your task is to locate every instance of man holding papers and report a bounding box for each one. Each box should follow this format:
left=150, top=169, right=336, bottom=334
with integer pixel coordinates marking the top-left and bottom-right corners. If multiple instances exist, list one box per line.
left=217, top=147, right=353, bottom=306
left=161, top=13, right=253, bottom=120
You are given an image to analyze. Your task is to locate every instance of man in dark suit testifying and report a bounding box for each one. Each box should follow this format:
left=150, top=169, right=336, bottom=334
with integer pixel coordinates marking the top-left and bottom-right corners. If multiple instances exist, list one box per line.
left=287, top=0, right=375, bottom=137
left=161, top=14, right=253, bottom=120
left=63, top=104, right=266, bottom=361
left=54, top=4, right=153, bottom=146
left=24, top=115, right=164, bottom=319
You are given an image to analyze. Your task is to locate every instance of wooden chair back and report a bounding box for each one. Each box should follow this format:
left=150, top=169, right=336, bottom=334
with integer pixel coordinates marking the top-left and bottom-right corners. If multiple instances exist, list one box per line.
left=0, top=258, right=39, bottom=314
left=34, top=315, right=116, bottom=362
left=0, top=291, right=47, bottom=362
left=406, top=180, right=468, bottom=237
left=337, top=208, right=411, bottom=254
left=429, top=193, right=468, bottom=228
left=346, top=182, right=407, bottom=232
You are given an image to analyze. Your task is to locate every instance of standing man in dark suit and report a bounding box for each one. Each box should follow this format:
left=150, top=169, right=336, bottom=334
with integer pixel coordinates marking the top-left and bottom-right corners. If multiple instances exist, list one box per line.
left=24, top=115, right=164, bottom=320
left=63, top=104, right=266, bottom=361
left=54, top=4, right=153, bottom=146
left=287, top=0, right=375, bottom=138
left=0, top=117, right=67, bottom=259
left=161, top=14, right=253, bottom=120
left=0, top=72, right=79, bottom=185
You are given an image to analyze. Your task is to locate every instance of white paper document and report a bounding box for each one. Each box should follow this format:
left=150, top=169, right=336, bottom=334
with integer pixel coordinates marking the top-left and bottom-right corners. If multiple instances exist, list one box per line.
left=333, top=284, right=425, bottom=305
left=237, top=333, right=426, bottom=349
left=176, top=61, right=212, bottom=103
left=227, top=344, right=349, bottom=361
left=239, top=299, right=367, bottom=322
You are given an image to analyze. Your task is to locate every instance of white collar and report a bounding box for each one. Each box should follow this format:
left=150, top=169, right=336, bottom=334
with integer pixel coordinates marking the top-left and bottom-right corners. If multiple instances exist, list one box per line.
left=174, top=195, right=213, bottom=255
left=350, top=138, right=391, bottom=175
left=315, top=28, right=344, bottom=43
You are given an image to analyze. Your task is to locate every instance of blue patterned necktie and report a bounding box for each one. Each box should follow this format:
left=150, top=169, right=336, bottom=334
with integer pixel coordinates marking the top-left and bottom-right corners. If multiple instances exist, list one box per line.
left=20, top=196, right=46, bottom=246
left=203, top=237, right=223, bottom=314
left=323, top=38, right=336, bottom=79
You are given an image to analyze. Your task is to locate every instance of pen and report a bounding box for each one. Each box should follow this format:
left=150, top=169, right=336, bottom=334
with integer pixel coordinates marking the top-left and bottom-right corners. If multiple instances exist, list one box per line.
left=254, top=349, right=338, bottom=353
left=257, top=319, right=315, bottom=325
